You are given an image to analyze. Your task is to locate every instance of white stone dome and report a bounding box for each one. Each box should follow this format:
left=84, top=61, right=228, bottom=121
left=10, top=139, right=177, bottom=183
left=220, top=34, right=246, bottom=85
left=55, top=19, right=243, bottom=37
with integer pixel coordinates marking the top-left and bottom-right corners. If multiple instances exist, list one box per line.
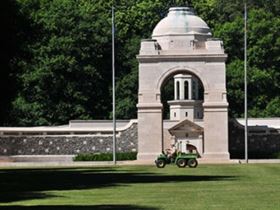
left=152, top=7, right=211, bottom=37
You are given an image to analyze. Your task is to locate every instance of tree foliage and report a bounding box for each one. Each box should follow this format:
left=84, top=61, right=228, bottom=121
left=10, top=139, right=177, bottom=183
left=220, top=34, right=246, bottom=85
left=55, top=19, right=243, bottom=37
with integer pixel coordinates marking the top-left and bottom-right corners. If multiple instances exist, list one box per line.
left=7, top=0, right=113, bottom=125
left=1, top=0, right=279, bottom=125
left=214, top=5, right=280, bottom=117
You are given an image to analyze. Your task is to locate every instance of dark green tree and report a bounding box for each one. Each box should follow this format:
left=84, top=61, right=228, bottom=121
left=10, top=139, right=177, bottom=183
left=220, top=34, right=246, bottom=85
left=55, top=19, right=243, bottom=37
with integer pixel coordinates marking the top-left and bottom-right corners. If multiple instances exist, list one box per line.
left=215, top=7, right=280, bottom=117
left=0, top=0, right=22, bottom=125
left=11, top=0, right=113, bottom=125
left=2, top=0, right=280, bottom=126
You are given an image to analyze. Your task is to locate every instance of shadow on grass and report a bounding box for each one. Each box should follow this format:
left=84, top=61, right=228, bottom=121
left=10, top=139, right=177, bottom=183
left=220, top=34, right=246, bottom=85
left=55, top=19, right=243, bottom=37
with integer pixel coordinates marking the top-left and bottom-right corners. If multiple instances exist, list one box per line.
left=0, top=167, right=237, bottom=203
left=0, top=205, right=159, bottom=210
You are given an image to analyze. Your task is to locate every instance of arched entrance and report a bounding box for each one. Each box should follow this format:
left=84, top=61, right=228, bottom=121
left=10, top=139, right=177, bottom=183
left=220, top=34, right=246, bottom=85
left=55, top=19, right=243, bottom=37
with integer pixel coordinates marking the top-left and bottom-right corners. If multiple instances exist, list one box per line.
left=160, top=70, right=205, bottom=155
left=137, top=7, right=230, bottom=161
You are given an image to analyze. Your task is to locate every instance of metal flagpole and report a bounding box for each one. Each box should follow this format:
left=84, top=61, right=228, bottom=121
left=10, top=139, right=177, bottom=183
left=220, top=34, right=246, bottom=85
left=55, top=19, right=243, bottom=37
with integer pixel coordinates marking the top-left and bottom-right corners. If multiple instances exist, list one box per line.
left=244, top=2, right=248, bottom=164
left=112, top=6, right=116, bottom=165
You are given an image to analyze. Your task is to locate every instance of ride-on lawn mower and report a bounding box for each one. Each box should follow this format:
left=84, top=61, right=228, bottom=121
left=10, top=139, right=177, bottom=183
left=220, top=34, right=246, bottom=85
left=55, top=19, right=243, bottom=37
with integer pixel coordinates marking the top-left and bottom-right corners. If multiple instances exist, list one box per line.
left=155, top=141, right=199, bottom=168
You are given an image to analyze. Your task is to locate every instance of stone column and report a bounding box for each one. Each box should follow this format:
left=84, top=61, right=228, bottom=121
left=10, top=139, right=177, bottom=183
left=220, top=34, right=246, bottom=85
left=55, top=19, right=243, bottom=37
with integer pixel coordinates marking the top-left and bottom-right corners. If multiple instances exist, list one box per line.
left=174, top=81, right=178, bottom=100
left=137, top=104, right=163, bottom=160
left=188, top=79, right=192, bottom=100
left=203, top=102, right=230, bottom=159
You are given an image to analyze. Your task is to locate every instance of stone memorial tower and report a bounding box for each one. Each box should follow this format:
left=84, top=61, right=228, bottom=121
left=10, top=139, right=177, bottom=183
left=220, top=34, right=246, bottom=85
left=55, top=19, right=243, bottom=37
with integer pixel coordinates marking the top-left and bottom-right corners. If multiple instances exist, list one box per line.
left=137, top=7, right=229, bottom=160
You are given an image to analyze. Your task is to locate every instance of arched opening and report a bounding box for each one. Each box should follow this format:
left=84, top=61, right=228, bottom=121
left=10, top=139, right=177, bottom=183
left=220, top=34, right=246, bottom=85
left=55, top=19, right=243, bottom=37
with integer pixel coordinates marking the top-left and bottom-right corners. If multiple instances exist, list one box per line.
left=160, top=71, right=204, bottom=119
left=176, top=81, right=180, bottom=100
left=161, top=77, right=174, bottom=119
left=160, top=69, right=205, bottom=153
left=192, top=80, right=196, bottom=100
left=184, top=81, right=189, bottom=100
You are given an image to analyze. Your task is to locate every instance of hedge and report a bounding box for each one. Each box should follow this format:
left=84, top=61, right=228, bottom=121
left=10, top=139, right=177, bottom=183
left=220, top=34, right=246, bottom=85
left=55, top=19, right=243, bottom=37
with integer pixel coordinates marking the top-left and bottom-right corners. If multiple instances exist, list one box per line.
left=73, top=152, right=137, bottom=161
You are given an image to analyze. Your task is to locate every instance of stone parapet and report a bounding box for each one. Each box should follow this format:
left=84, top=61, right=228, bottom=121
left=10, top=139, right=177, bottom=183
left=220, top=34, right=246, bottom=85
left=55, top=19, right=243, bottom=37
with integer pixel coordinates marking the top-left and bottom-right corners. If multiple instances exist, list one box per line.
left=0, top=123, right=138, bottom=156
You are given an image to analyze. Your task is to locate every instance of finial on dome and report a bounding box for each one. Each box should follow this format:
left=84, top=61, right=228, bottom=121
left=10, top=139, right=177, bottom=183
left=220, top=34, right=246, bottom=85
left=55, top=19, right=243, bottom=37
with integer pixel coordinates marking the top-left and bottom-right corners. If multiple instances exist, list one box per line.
left=168, top=7, right=195, bottom=15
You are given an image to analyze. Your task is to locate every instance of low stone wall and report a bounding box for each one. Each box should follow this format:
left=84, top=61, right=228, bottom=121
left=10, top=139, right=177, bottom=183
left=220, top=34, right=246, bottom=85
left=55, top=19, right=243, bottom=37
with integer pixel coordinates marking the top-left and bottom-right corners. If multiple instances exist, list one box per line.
left=1, top=119, right=279, bottom=159
left=229, top=119, right=280, bottom=158
left=0, top=123, right=138, bottom=156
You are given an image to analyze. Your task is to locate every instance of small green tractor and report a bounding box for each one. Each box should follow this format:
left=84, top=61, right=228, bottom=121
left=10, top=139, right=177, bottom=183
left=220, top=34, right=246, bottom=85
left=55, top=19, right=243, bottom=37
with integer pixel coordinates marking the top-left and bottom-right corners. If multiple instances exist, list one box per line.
left=155, top=141, right=199, bottom=168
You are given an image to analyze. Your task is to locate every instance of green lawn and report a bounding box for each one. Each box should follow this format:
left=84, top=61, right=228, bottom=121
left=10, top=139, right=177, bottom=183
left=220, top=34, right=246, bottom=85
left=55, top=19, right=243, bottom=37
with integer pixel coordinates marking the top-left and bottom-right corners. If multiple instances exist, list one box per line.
left=0, top=164, right=279, bottom=210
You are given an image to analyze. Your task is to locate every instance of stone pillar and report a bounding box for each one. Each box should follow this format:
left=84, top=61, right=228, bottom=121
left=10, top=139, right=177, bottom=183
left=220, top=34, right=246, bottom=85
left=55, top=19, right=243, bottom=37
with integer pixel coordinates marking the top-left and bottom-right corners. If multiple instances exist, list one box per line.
left=174, top=81, right=178, bottom=100
left=188, top=79, right=192, bottom=100
left=203, top=103, right=230, bottom=159
left=180, top=80, right=185, bottom=100
left=137, top=104, right=163, bottom=160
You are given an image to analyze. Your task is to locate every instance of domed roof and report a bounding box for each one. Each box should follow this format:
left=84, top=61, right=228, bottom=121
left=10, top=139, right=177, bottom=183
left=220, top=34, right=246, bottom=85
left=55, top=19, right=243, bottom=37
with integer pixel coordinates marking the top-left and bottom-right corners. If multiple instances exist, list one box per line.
left=152, top=7, right=211, bottom=37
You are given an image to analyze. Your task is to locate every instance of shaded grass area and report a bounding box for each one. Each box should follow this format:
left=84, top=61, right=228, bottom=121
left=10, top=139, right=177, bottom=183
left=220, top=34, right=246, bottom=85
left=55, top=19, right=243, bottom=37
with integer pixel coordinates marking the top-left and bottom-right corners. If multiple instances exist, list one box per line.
left=0, top=164, right=279, bottom=210
left=0, top=205, right=158, bottom=210
left=0, top=167, right=233, bottom=203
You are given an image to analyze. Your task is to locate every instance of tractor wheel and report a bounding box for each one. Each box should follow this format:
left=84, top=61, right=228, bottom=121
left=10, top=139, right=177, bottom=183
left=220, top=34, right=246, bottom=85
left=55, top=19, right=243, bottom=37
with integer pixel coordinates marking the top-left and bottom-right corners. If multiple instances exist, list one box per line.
left=156, top=159, right=166, bottom=168
left=187, top=159, right=198, bottom=168
left=176, top=159, right=187, bottom=168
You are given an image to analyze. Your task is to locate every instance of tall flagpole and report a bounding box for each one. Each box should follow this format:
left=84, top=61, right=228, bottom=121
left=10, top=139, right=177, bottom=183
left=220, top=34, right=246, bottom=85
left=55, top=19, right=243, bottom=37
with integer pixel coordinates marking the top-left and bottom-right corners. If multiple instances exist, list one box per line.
left=112, top=6, right=116, bottom=165
left=244, top=2, right=248, bottom=164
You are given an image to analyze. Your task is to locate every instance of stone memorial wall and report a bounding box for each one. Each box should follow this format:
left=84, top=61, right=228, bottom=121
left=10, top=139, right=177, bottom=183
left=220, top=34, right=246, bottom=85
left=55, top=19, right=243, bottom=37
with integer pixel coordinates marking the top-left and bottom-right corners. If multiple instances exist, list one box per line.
left=229, top=119, right=280, bottom=158
left=0, top=123, right=137, bottom=156
left=0, top=119, right=279, bottom=159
